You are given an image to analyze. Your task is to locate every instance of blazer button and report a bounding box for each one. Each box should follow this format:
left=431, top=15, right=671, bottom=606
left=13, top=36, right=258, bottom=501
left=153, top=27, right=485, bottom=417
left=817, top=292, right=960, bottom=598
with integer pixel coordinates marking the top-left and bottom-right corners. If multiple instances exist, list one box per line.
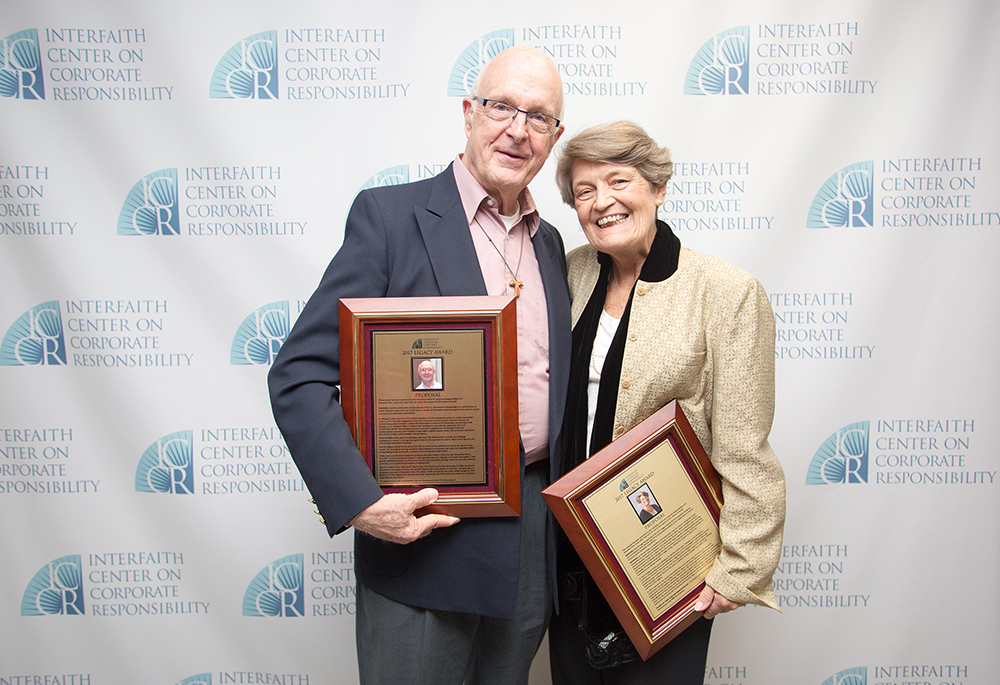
left=621, top=379, right=631, bottom=389
left=636, top=286, right=647, bottom=296
left=615, top=425, right=625, bottom=435
left=628, top=332, right=638, bottom=341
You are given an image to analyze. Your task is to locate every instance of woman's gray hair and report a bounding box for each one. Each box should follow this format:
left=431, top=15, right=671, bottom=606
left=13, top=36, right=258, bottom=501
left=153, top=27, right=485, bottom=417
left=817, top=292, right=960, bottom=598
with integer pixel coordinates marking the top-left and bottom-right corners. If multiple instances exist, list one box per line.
left=555, top=121, right=673, bottom=206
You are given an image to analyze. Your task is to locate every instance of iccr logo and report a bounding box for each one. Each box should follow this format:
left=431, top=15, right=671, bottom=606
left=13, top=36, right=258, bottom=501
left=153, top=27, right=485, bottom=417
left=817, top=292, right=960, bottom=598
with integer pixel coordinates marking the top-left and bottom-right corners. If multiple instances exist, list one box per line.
left=359, top=165, right=411, bottom=193
left=807, top=162, right=874, bottom=228
left=210, top=31, right=279, bottom=99
left=0, top=301, right=67, bottom=366
left=21, top=555, right=85, bottom=616
left=231, top=301, right=290, bottom=366
left=806, top=422, right=869, bottom=485
left=135, top=431, right=194, bottom=494
left=243, top=554, right=304, bottom=617
left=0, top=29, right=45, bottom=99
left=821, top=667, right=867, bottom=685
left=175, top=675, right=212, bottom=685
left=684, top=26, right=750, bottom=96
left=117, top=168, right=180, bottom=236
left=447, top=29, right=515, bottom=96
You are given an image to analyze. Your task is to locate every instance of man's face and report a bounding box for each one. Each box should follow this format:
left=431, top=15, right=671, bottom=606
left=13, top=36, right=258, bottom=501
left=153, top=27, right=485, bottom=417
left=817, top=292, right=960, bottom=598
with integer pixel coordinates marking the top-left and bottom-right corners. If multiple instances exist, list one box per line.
left=418, top=362, right=436, bottom=384
left=462, top=50, right=563, bottom=208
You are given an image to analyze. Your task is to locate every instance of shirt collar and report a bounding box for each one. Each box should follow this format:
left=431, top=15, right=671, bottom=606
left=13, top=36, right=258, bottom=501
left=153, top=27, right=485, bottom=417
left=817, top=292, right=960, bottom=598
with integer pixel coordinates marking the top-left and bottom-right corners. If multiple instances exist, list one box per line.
left=453, top=154, right=540, bottom=236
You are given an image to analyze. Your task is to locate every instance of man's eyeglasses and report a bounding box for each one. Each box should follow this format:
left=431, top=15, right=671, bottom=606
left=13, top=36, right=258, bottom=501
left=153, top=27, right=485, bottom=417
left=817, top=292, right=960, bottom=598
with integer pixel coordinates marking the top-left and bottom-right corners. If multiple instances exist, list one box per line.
left=472, top=97, right=561, bottom=136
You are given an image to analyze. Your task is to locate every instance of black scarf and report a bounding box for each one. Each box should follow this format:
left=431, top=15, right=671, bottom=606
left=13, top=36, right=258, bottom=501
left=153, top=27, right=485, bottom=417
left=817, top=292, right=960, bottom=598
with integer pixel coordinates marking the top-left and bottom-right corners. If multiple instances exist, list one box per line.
left=558, top=221, right=681, bottom=669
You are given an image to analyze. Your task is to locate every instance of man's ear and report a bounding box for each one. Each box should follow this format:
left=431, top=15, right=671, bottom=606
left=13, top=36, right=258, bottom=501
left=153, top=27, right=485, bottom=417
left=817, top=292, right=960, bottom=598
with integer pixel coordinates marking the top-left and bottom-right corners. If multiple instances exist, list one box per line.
left=547, top=124, right=564, bottom=152
left=462, top=98, right=475, bottom=138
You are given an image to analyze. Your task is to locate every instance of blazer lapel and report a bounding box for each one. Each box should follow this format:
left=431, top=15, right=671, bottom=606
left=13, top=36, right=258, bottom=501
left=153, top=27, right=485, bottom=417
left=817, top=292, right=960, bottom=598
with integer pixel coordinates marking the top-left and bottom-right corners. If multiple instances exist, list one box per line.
left=417, top=165, right=488, bottom=297
left=532, top=224, right=572, bottom=452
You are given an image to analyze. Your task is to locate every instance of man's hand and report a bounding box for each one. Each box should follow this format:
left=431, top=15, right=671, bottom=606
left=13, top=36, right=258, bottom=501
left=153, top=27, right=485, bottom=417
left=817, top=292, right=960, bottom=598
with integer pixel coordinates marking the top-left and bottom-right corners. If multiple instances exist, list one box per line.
left=349, top=488, right=460, bottom=544
left=693, top=584, right=742, bottom=620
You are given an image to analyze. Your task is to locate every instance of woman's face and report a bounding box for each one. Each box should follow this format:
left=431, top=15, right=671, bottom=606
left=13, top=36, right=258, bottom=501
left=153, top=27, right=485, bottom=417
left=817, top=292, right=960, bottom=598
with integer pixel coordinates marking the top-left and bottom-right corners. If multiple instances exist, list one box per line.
left=571, top=160, right=666, bottom=262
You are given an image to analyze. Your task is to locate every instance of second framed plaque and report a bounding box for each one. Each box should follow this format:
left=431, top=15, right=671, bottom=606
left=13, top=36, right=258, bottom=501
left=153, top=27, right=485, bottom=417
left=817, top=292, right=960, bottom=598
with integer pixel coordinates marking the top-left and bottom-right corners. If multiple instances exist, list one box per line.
left=542, top=401, right=724, bottom=660
left=339, top=295, right=520, bottom=517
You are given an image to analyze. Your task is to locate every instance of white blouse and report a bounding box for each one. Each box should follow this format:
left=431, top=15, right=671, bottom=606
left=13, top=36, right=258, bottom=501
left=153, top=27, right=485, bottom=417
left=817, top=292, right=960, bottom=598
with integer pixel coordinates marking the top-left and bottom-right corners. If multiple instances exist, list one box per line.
left=587, top=308, right=621, bottom=455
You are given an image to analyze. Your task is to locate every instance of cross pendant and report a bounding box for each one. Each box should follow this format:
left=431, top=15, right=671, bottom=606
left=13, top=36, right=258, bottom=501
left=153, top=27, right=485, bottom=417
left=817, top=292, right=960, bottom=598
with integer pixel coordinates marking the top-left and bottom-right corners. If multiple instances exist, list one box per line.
left=510, top=279, right=524, bottom=297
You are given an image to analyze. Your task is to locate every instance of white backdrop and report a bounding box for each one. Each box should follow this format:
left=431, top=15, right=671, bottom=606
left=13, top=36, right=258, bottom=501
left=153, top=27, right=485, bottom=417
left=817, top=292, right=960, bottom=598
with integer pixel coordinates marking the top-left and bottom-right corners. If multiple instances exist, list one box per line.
left=2, top=1, right=998, bottom=684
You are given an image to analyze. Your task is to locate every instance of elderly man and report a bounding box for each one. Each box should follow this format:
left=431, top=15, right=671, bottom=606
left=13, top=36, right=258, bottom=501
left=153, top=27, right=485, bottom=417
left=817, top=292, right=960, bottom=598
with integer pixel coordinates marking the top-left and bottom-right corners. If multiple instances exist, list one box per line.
left=414, top=359, right=442, bottom=390
left=268, top=46, right=570, bottom=684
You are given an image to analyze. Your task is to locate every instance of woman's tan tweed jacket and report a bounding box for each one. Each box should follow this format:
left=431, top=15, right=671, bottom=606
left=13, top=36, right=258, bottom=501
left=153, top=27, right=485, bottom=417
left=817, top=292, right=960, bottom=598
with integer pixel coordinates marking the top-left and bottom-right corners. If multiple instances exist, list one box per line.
left=567, top=244, right=786, bottom=609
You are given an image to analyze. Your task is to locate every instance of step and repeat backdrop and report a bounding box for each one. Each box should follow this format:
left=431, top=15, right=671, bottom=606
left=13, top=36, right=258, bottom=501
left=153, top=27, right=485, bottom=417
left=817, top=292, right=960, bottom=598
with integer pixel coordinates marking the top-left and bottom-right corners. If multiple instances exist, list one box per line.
left=2, top=1, right=998, bottom=683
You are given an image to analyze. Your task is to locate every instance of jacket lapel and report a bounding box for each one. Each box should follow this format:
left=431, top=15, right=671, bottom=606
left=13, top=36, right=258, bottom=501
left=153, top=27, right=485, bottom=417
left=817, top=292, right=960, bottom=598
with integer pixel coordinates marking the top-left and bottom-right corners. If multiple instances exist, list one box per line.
left=416, top=165, right=488, bottom=297
left=532, top=224, right=572, bottom=454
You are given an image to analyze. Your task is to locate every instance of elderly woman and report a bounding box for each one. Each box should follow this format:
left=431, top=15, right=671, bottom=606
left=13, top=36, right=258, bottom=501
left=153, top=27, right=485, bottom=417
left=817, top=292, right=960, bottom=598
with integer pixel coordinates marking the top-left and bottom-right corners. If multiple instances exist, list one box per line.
left=634, top=490, right=660, bottom=524
left=549, top=121, right=785, bottom=684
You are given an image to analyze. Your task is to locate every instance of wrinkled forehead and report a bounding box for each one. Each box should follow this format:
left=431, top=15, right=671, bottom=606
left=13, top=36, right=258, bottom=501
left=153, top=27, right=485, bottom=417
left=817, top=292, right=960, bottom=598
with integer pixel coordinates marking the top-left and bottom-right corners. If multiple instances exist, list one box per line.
left=478, top=56, right=563, bottom=117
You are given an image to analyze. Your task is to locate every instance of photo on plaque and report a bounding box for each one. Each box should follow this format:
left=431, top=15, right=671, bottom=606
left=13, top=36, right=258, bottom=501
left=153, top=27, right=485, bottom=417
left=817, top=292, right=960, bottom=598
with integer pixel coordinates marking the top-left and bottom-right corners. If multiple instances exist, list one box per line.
left=339, top=295, right=520, bottom=518
left=411, top=357, right=443, bottom=391
left=628, top=485, right=662, bottom=525
left=542, top=401, right=723, bottom=661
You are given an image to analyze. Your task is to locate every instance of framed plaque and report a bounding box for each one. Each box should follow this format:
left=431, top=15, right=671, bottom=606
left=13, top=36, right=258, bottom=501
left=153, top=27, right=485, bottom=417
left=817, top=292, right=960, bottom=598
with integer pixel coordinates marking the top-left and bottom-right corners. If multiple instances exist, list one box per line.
left=339, top=295, right=520, bottom=517
left=542, top=400, right=723, bottom=660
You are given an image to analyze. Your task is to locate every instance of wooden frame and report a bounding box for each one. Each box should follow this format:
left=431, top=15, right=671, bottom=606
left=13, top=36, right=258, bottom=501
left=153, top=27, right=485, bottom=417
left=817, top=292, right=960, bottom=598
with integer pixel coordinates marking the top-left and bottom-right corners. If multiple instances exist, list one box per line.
left=542, top=401, right=724, bottom=660
left=339, top=295, right=520, bottom=517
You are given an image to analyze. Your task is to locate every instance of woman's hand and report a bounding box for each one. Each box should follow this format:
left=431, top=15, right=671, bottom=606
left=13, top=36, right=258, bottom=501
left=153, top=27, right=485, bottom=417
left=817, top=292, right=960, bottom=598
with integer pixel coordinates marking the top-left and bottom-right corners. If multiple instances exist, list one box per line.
left=694, top=584, right=743, bottom=619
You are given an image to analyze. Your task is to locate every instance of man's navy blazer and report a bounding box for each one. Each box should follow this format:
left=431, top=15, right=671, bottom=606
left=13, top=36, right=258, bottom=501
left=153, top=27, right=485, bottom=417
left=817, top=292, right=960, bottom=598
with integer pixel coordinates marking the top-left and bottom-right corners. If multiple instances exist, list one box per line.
left=268, top=163, right=571, bottom=619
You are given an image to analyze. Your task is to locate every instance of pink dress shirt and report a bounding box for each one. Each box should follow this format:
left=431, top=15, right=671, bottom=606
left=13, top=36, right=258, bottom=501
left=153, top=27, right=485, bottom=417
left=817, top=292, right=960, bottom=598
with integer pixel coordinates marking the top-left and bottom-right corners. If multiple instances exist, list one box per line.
left=452, top=156, right=551, bottom=464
